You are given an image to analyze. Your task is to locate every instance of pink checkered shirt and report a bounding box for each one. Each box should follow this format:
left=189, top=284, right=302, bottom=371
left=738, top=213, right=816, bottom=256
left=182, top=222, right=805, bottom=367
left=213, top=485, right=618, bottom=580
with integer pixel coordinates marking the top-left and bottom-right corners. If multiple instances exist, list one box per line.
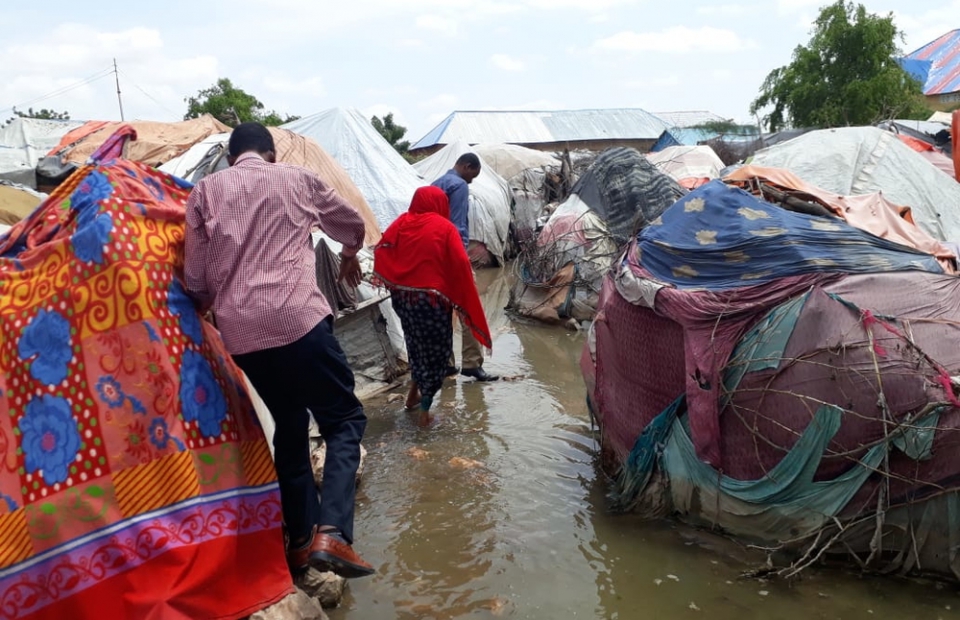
left=183, top=152, right=366, bottom=355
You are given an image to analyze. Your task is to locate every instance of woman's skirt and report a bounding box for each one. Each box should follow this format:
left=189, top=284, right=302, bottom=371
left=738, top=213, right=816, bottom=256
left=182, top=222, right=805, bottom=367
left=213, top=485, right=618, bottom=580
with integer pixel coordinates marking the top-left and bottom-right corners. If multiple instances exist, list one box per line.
left=391, top=289, right=454, bottom=403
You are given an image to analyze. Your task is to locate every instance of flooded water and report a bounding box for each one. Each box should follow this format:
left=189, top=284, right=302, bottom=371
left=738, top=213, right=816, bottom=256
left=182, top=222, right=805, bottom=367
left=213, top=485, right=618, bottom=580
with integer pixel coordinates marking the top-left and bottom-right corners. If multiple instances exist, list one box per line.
left=330, top=268, right=960, bottom=620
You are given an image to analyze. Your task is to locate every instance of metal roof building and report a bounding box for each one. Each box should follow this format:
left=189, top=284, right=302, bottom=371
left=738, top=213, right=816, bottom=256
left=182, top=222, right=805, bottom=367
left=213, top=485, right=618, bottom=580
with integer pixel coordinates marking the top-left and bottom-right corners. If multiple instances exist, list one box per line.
left=409, top=108, right=670, bottom=155
left=652, top=110, right=727, bottom=129
left=901, top=30, right=960, bottom=109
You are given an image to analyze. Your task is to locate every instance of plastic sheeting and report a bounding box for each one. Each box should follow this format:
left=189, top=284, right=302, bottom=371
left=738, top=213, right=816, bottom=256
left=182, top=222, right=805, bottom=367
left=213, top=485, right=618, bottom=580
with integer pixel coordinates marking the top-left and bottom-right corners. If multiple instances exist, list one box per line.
left=50, top=115, right=231, bottom=167
left=474, top=143, right=560, bottom=241
left=749, top=127, right=960, bottom=242
left=639, top=180, right=943, bottom=291
left=413, top=140, right=512, bottom=264
left=160, top=129, right=383, bottom=246
left=0, top=117, right=84, bottom=187
left=646, top=145, right=724, bottom=189
left=282, top=108, right=422, bottom=231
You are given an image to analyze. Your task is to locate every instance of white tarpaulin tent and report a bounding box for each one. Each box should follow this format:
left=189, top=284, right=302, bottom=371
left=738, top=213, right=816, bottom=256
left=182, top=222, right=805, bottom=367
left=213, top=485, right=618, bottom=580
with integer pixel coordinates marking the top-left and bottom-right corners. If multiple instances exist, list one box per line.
left=158, top=133, right=229, bottom=181
left=474, top=143, right=559, bottom=242
left=750, top=126, right=960, bottom=242
left=282, top=108, right=422, bottom=231
left=413, top=140, right=512, bottom=265
left=0, top=118, right=85, bottom=188
left=473, top=143, right=559, bottom=182
left=646, top=145, right=724, bottom=187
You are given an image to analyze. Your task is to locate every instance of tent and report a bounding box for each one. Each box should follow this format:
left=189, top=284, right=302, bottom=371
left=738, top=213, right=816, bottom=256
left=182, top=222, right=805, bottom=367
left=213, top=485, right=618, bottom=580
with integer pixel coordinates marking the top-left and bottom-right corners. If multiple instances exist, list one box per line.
left=160, top=128, right=383, bottom=246
left=49, top=115, right=231, bottom=167
left=511, top=147, right=684, bottom=323
left=0, top=117, right=84, bottom=187
left=749, top=126, right=960, bottom=242
left=724, top=165, right=956, bottom=272
left=582, top=180, right=960, bottom=580
left=473, top=143, right=560, bottom=243
left=646, top=145, right=724, bottom=189
left=282, top=108, right=422, bottom=231
left=413, top=140, right=512, bottom=266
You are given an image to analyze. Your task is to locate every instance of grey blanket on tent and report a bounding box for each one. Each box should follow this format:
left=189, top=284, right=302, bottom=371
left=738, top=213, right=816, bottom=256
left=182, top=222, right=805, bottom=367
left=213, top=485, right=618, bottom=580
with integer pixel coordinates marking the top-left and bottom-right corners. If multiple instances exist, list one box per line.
left=315, top=238, right=358, bottom=314
left=572, top=147, right=686, bottom=244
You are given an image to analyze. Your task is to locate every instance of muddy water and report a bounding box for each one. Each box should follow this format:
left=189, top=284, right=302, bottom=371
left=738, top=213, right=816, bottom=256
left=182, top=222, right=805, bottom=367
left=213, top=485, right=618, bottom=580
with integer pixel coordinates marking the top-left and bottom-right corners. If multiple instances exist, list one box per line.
left=331, top=269, right=960, bottom=620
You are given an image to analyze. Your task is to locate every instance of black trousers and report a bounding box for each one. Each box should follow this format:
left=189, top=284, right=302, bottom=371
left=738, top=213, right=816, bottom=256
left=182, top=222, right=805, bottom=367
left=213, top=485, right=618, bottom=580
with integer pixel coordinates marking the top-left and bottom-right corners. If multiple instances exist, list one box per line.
left=233, top=317, right=366, bottom=544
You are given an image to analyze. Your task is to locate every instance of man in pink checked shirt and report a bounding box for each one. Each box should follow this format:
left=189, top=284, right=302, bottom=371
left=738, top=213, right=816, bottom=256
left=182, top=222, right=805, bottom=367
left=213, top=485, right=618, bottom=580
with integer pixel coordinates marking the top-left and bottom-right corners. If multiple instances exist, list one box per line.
left=183, top=122, right=375, bottom=579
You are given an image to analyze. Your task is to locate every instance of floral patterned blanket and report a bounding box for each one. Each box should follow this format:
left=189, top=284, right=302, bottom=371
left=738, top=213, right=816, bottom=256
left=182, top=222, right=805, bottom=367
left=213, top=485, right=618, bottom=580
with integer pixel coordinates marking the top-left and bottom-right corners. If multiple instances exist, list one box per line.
left=0, top=159, right=292, bottom=619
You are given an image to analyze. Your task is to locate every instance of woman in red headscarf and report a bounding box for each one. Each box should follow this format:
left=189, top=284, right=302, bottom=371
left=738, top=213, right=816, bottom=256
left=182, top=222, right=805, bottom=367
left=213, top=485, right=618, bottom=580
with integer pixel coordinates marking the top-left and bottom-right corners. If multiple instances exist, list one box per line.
left=374, top=186, right=492, bottom=426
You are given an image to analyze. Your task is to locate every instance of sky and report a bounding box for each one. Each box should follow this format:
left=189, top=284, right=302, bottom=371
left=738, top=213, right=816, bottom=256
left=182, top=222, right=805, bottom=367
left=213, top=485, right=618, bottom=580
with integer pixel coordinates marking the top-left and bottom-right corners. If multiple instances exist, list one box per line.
left=0, top=0, right=956, bottom=142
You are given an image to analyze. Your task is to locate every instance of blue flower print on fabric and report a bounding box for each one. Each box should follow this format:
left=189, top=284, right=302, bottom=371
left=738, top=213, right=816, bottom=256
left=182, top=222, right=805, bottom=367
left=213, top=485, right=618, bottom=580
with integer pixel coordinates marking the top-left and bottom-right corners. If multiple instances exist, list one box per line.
left=143, top=177, right=164, bottom=202
left=168, top=279, right=202, bottom=344
left=18, top=309, right=72, bottom=386
left=95, top=375, right=147, bottom=414
left=180, top=350, right=227, bottom=439
left=71, top=207, right=114, bottom=265
left=19, top=394, right=82, bottom=485
left=69, top=170, right=114, bottom=214
left=95, top=376, right=125, bottom=407
left=149, top=417, right=186, bottom=451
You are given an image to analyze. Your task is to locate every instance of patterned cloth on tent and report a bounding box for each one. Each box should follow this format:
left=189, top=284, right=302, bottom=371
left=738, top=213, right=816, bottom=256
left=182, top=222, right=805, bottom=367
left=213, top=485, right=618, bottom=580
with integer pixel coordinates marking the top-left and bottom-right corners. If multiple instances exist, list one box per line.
left=638, top=180, right=944, bottom=290
left=0, top=159, right=292, bottom=619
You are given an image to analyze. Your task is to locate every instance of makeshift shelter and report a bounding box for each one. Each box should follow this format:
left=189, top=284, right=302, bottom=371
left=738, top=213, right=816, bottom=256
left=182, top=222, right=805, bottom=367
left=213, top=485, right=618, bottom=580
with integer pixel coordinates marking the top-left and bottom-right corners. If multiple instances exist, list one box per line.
left=646, top=145, right=724, bottom=189
left=413, top=140, right=512, bottom=266
left=0, top=148, right=292, bottom=618
left=0, top=117, right=84, bottom=188
left=583, top=180, right=960, bottom=581
left=511, top=147, right=684, bottom=323
left=159, top=128, right=383, bottom=246
left=473, top=143, right=560, bottom=243
left=749, top=127, right=960, bottom=242
left=282, top=108, right=422, bottom=231
left=49, top=115, right=231, bottom=167
left=724, top=165, right=957, bottom=272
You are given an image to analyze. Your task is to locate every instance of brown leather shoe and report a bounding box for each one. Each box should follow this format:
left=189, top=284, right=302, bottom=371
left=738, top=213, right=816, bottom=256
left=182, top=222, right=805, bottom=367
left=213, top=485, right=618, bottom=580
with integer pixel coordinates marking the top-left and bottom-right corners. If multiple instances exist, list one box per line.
left=287, top=526, right=375, bottom=578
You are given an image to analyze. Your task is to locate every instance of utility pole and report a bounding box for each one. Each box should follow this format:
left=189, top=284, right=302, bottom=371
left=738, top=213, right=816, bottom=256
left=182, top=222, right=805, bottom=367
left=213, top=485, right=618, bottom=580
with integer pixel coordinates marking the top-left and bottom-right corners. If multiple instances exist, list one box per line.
left=113, top=58, right=125, bottom=121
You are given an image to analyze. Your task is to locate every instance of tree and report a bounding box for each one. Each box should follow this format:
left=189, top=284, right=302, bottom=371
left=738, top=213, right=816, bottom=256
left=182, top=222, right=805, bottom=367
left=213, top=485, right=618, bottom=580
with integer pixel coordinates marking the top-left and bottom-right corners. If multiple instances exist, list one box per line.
left=750, top=1, right=930, bottom=132
left=372, top=113, right=411, bottom=156
left=4, top=106, right=71, bottom=127
left=184, top=78, right=299, bottom=128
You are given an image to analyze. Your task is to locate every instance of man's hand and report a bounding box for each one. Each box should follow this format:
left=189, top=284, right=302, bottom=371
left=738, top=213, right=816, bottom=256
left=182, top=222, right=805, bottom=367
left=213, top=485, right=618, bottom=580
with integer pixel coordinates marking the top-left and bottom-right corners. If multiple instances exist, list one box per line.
left=338, top=254, right=363, bottom=288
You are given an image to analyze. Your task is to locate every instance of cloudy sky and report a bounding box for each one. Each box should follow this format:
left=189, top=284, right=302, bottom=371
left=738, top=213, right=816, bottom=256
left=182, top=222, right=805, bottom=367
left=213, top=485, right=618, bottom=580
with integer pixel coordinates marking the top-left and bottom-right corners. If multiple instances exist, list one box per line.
left=1, top=1, right=955, bottom=141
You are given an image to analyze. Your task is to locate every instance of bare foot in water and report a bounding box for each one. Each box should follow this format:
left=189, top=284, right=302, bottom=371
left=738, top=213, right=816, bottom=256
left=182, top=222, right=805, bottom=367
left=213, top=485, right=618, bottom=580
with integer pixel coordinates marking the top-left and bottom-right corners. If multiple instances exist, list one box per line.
left=404, top=383, right=420, bottom=411
left=417, top=410, right=432, bottom=427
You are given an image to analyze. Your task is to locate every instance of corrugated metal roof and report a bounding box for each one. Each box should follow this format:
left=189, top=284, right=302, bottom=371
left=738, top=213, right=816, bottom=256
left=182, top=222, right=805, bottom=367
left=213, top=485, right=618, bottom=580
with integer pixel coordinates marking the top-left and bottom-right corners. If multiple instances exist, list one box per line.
left=902, top=29, right=960, bottom=95
left=411, top=108, right=669, bottom=150
left=653, top=110, right=727, bottom=128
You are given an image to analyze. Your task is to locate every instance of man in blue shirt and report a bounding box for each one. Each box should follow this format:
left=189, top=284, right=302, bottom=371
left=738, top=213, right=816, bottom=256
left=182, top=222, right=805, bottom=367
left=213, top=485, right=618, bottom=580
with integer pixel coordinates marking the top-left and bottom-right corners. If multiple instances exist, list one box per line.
left=431, top=153, right=499, bottom=382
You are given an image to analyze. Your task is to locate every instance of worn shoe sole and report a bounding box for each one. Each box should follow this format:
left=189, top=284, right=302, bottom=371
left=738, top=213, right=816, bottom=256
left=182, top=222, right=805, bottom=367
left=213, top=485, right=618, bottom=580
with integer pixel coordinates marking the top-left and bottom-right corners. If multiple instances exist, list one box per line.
left=309, top=551, right=376, bottom=579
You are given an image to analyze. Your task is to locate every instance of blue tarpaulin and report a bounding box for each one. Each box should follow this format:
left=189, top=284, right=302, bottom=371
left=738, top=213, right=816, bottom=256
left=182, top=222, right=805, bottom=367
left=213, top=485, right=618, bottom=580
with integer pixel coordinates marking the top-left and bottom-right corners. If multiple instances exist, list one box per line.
left=636, top=180, right=944, bottom=290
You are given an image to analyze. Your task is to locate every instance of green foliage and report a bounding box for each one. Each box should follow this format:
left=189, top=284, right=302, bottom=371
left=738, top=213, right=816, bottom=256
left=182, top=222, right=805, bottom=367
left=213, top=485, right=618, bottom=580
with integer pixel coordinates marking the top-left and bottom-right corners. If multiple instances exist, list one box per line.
left=690, top=119, right=759, bottom=137
left=184, top=78, right=298, bottom=127
left=371, top=113, right=411, bottom=155
left=750, top=1, right=930, bottom=132
left=4, top=106, right=71, bottom=127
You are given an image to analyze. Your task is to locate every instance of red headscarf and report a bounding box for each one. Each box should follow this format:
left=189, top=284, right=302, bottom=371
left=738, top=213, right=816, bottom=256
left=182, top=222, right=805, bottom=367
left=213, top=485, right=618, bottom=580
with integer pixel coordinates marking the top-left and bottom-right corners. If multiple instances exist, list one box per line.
left=374, top=186, right=492, bottom=349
